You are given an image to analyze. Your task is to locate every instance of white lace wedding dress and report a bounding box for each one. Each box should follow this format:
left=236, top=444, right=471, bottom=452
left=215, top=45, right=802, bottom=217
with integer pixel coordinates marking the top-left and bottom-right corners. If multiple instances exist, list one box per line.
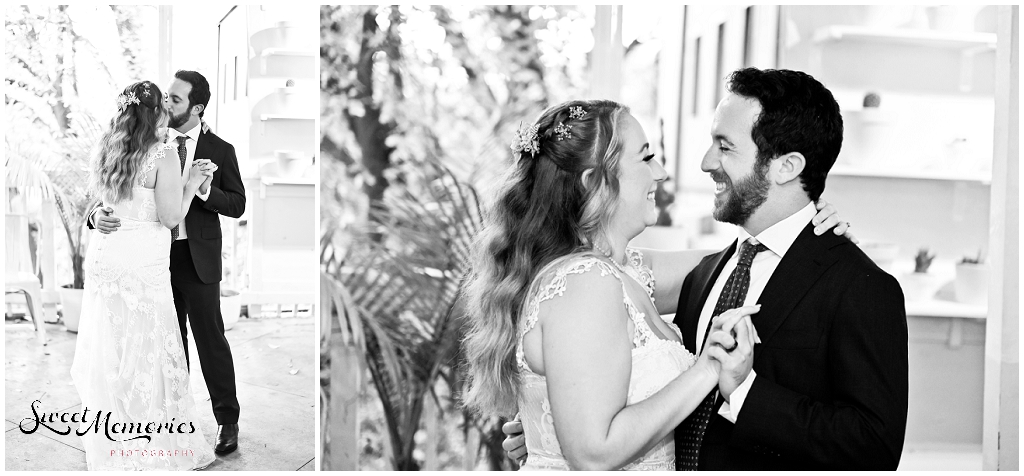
left=70, top=143, right=216, bottom=471
left=517, top=249, right=696, bottom=471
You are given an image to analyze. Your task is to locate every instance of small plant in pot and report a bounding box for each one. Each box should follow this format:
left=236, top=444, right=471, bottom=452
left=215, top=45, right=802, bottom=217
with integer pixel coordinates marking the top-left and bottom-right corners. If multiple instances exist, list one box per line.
left=955, top=251, right=988, bottom=305
left=914, top=248, right=935, bottom=274
left=902, top=248, right=944, bottom=301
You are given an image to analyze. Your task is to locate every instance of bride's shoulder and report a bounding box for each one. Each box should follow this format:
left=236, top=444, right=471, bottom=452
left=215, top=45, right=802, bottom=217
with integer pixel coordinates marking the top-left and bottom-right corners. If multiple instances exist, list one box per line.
left=529, top=252, right=624, bottom=306
left=145, top=141, right=174, bottom=158
left=535, top=252, right=620, bottom=283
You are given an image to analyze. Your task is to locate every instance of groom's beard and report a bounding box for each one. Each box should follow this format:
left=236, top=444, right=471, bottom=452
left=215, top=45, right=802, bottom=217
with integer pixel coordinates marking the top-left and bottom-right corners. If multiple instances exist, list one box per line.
left=167, top=109, right=190, bottom=129
left=711, top=163, right=770, bottom=225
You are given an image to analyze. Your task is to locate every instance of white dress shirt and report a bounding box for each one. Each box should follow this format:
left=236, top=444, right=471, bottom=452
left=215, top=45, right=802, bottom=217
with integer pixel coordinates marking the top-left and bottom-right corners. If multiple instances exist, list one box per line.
left=165, top=123, right=211, bottom=240
left=695, top=201, right=817, bottom=423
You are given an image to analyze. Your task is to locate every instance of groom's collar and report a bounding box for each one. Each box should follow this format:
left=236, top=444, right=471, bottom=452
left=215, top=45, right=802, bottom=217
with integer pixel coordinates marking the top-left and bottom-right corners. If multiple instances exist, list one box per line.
left=167, top=123, right=201, bottom=143
left=736, top=201, right=816, bottom=259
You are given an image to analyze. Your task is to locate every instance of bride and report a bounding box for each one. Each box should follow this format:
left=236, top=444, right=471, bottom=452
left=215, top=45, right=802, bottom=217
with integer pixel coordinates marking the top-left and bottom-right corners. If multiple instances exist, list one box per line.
left=70, top=81, right=217, bottom=470
left=460, top=100, right=846, bottom=470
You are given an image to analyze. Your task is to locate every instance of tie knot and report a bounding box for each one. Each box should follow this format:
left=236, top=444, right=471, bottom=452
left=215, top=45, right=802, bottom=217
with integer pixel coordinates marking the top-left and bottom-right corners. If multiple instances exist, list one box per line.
left=738, top=239, right=768, bottom=268
left=176, top=136, right=187, bottom=146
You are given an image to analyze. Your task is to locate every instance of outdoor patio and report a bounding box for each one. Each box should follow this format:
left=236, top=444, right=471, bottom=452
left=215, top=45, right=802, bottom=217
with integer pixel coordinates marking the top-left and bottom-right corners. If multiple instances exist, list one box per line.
left=5, top=314, right=315, bottom=471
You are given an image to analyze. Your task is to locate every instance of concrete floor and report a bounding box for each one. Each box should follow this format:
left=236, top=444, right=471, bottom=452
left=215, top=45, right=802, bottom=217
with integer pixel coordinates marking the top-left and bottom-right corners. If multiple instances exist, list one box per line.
left=5, top=315, right=316, bottom=471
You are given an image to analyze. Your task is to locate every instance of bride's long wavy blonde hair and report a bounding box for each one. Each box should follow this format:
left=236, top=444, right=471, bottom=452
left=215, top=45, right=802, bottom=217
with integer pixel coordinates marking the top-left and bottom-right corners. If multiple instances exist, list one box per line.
left=461, top=100, right=630, bottom=417
left=90, top=81, right=166, bottom=203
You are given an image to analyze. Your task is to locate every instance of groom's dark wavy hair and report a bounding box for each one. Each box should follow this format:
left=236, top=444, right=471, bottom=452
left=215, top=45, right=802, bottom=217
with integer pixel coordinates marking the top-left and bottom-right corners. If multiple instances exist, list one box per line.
left=727, top=68, right=843, bottom=201
left=462, top=99, right=630, bottom=417
left=174, top=70, right=211, bottom=118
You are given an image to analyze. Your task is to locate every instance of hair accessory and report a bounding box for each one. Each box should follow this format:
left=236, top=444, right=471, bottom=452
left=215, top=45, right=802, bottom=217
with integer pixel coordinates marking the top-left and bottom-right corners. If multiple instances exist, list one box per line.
left=141, top=84, right=152, bottom=98
left=554, top=123, right=573, bottom=141
left=117, top=91, right=140, bottom=112
left=510, top=122, right=540, bottom=156
left=568, top=105, right=586, bottom=120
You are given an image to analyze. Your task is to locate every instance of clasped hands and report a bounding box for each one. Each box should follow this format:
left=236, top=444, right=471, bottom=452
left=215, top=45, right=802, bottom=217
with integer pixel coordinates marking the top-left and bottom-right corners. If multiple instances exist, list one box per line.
left=190, top=159, right=218, bottom=193
left=94, top=159, right=218, bottom=234
left=700, top=304, right=761, bottom=402
left=501, top=305, right=763, bottom=465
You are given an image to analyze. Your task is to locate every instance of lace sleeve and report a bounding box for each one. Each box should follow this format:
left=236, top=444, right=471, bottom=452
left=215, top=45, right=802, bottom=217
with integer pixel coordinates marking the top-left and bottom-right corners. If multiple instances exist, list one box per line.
left=516, top=255, right=623, bottom=371
left=625, top=248, right=656, bottom=299
left=138, top=143, right=173, bottom=188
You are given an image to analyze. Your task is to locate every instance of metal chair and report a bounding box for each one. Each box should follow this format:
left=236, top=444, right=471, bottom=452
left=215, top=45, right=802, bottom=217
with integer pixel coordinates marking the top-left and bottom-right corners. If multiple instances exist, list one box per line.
left=6, top=213, right=46, bottom=345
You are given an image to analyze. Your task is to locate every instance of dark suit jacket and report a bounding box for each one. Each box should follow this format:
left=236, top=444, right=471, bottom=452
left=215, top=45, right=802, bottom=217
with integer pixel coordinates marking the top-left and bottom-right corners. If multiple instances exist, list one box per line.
left=184, top=129, right=246, bottom=284
left=673, top=224, right=908, bottom=470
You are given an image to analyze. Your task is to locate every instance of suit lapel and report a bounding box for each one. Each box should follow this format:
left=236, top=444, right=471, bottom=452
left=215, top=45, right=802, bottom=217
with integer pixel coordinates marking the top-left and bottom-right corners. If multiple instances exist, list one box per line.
left=184, top=129, right=212, bottom=231
left=681, top=241, right=737, bottom=354
left=753, top=223, right=842, bottom=347
left=194, top=129, right=211, bottom=162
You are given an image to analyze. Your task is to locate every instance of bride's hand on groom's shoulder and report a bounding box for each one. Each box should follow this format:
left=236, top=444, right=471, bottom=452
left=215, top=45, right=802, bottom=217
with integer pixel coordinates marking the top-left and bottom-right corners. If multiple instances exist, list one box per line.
left=813, top=199, right=858, bottom=243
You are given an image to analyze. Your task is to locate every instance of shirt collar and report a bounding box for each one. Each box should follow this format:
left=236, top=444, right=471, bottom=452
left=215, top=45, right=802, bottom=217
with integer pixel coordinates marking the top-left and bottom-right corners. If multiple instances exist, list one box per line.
left=736, top=201, right=816, bottom=259
left=167, top=123, right=201, bottom=143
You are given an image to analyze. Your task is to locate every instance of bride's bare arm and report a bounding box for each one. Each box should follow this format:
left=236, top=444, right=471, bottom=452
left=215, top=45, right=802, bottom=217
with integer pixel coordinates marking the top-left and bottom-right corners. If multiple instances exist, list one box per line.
left=639, top=249, right=715, bottom=315
left=155, top=147, right=202, bottom=229
left=535, top=268, right=719, bottom=470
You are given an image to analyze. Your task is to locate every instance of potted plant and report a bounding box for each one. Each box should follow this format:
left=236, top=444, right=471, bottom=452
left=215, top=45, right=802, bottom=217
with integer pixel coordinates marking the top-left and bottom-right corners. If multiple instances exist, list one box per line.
left=7, top=6, right=149, bottom=333
left=902, top=248, right=944, bottom=301
left=6, top=118, right=102, bottom=333
left=846, top=92, right=898, bottom=168
left=221, top=289, right=243, bottom=330
left=954, top=251, right=988, bottom=305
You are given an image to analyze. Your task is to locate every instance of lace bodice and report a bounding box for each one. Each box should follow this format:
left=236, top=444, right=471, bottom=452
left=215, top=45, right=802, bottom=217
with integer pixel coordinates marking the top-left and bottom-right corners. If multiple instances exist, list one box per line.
left=106, top=143, right=172, bottom=223
left=517, top=249, right=696, bottom=471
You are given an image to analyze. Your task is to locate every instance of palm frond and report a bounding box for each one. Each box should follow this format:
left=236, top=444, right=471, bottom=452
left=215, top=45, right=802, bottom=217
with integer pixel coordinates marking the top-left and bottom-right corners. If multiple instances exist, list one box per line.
left=321, top=159, right=483, bottom=469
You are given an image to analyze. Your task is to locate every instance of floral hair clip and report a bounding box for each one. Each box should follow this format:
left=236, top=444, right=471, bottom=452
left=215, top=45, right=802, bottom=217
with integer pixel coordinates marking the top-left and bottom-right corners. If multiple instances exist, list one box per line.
left=117, top=91, right=140, bottom=112
left=554, top=123, right=573, bottom=141
left=141, top=84, right=152, bottom=98
left=568, top=105, right=586, bottom=120
left=511, top=122, right=541, bottom=157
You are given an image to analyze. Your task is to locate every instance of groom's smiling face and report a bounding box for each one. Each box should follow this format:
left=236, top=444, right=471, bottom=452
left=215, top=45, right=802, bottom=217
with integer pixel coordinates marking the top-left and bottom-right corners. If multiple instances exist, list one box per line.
left=702, top=93, right=771, bottom=226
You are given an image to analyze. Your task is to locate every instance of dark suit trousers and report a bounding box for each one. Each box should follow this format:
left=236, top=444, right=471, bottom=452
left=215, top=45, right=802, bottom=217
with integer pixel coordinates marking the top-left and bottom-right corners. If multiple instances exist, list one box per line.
left=170, top=239, right=240, bottom=425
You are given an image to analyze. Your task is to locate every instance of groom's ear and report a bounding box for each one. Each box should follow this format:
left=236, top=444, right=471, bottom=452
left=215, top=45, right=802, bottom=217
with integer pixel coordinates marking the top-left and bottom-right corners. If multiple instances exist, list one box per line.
left=772, top=152, right=805, bottom=185
left=191, top=103, right=206, bottom=118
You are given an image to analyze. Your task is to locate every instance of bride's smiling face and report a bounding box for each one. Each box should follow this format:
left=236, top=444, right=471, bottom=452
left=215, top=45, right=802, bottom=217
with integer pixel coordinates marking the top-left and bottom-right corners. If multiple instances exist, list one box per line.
left=607, top=114, right=668, bottom=239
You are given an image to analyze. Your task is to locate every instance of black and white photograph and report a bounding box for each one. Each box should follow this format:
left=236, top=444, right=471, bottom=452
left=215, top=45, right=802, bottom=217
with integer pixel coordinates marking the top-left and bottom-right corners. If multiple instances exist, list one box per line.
left=320, top=4, right=1018, bottom=471
left=6, top=5, right=318, bottom=470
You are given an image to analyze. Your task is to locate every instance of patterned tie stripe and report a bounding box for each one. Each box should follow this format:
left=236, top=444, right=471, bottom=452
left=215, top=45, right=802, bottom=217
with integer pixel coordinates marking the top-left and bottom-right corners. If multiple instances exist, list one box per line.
left=170, top=136, right=187, bottom=241
left=677, top=239, right=768, bottom=470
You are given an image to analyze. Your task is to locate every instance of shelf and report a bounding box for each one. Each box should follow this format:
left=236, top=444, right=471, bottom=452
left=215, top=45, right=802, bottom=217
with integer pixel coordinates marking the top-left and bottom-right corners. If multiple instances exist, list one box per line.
left=813, top=26, right=997, bottom=50
left=830, top=165, right=991, bottom=183
left=261, top=177, right=316, bottom=186
left=906, top=298, right=986, bottom=319
left=259, top=114, right=316, bottom=121
left=258, top=48, right=316, bottom=74
left=259, top=48, right=316, bottom=58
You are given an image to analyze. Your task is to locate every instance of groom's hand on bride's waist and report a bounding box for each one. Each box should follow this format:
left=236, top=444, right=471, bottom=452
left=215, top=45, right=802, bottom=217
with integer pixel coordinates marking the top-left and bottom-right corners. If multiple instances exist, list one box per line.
left=501, top=417, right=528, bottom=464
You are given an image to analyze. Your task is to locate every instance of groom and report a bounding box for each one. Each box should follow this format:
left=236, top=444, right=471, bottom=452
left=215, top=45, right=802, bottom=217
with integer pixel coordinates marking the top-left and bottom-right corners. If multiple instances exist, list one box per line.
left=502, top=68, right=909, bottom=470
left=673, top=67, right=908, bottom=470
left=92, top=70, right=246, bottom=455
